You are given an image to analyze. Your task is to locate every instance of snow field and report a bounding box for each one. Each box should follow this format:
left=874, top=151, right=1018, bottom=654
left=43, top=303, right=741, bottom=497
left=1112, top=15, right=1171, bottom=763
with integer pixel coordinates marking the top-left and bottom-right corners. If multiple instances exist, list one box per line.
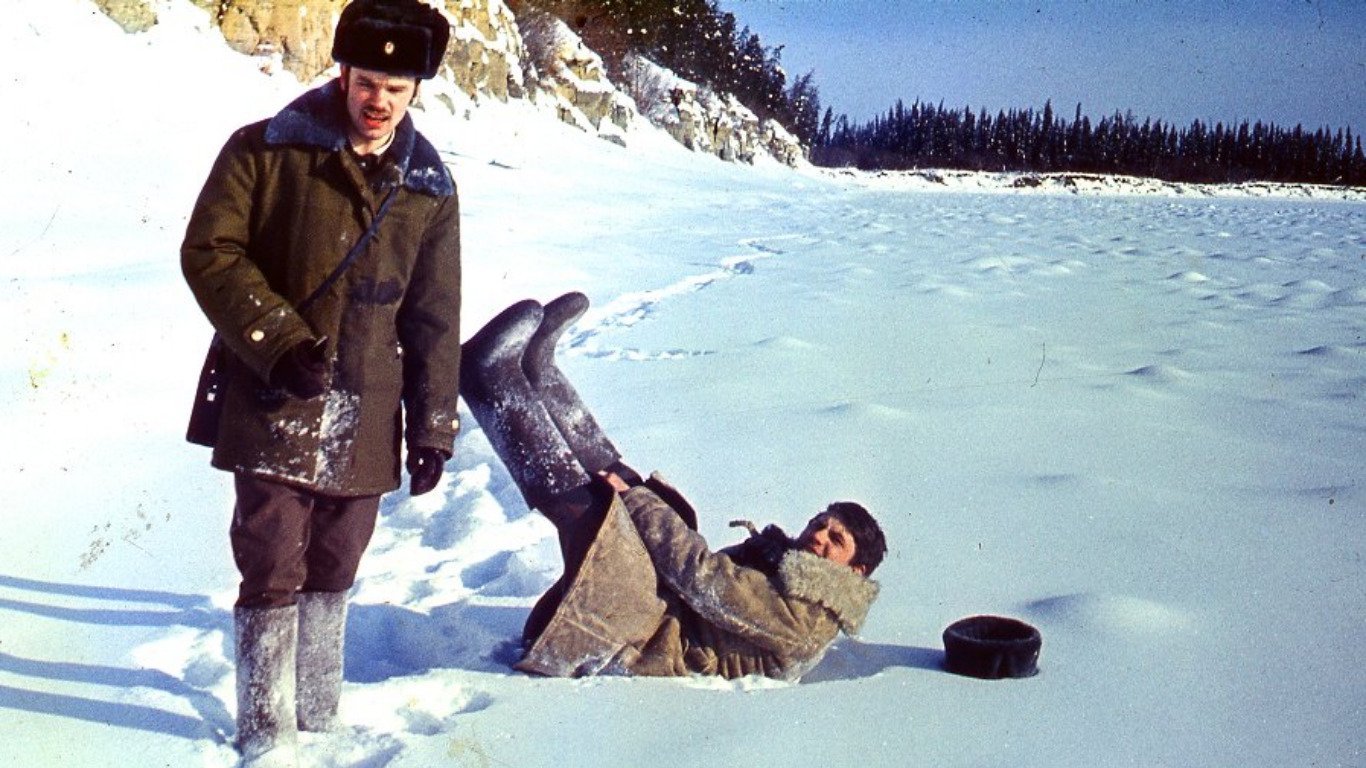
left=2, top=2, right=1364, bottom=767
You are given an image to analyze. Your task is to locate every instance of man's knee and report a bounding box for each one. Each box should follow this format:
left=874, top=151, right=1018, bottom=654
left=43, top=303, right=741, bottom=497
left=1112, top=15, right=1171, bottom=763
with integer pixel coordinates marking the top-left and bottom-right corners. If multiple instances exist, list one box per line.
left=232, top=527, right=309, bottom=608
left=302, top=494, right=380, bottom=592
left=231, top=475, right=313, bottom=608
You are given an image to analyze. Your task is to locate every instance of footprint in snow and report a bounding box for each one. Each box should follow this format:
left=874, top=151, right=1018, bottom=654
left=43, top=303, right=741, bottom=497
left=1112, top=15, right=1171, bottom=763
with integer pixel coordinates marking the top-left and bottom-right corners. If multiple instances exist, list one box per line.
left=578, top=346, right=712, bottom=362
left=562, top=248, right=774, bottom=356
left=817, top=401, right=912, bottom=421
left=1024, top=593, right=1192, bottom=635
left=744, top=241, right=785, bottom=255
left=460, top=550, right=552, bottom=598
left=1326, top=286, right=1366, bottom=307
left=1297, top=344, right=1365, bottom=358
left=338, top=676, right=494, bottom=735
left=1167, top=270, right=1211, bottom=283
left=1124, top=363, right=1193, bottom=384
left=753, top=335, right=818, bottom=351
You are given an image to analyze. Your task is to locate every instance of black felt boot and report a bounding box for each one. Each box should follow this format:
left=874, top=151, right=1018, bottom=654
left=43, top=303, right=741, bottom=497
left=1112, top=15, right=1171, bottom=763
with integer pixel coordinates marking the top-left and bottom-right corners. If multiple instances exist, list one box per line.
left=522, top=292, right=622, bottom=474
left=460, top=300, right=591, bottom=509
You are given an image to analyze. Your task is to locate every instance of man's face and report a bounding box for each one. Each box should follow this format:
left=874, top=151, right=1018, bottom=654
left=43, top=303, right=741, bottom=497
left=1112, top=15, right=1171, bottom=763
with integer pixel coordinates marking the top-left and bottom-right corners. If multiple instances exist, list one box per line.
left=796, top=513, right=865, bottom=575
left=340, top=65, right=417, bottom=149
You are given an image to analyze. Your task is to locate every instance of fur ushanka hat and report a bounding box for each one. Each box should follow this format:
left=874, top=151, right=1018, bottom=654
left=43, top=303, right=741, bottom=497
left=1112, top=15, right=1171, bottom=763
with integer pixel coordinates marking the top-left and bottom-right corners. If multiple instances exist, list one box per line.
left=332, top=0, right=450, bottom=80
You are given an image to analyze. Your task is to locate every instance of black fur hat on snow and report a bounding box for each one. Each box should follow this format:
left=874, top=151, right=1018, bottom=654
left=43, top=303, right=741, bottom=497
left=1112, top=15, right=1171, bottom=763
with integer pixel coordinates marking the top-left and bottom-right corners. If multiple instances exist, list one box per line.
left=332, top=0, right=450, bottom=80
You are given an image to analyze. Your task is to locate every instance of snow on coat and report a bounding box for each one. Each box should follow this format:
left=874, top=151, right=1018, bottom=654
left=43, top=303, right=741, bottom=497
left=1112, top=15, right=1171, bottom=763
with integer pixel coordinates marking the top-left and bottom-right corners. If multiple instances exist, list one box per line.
left=517, top=474, right=879, bottom=681
left=181, top=80, right=462, bottom=496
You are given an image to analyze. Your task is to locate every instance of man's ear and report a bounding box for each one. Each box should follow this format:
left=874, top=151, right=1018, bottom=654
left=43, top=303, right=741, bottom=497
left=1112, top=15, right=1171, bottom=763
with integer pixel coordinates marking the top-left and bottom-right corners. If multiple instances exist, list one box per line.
left=338, top=64, right=351, bottom=92
left=851, top=563, right=868, bottom=577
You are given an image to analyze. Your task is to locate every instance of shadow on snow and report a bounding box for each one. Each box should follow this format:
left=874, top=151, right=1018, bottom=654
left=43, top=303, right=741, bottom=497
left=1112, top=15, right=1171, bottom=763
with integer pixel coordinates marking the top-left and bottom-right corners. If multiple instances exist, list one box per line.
left=0, top=574, right=231, bottom=743
left=804, top=639, right=946, bottom=683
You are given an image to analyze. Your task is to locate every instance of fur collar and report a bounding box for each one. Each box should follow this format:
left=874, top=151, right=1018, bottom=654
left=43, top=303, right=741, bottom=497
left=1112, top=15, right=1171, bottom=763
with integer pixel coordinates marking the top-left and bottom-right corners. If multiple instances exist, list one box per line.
left=778, top=550, right=880, bottom=636
left=263, top=80, right=455, bottom=198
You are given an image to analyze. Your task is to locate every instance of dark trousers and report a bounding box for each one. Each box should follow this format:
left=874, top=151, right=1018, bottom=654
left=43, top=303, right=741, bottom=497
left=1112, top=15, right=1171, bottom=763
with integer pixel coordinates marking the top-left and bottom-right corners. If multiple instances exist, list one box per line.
left=231, top=474, right=381, bottom=608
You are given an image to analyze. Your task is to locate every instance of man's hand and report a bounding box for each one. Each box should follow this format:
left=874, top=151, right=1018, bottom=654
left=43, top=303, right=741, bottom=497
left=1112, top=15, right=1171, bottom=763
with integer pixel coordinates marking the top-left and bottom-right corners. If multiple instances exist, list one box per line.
left=751, top=524, right=794, bottom=568
left=598, top=470, right=630, bottom=494
left=406, top=446, right=449, bottom=496
left=269, top=338, right=329, bottom=398
left=723, top=523, right=793, bottom=574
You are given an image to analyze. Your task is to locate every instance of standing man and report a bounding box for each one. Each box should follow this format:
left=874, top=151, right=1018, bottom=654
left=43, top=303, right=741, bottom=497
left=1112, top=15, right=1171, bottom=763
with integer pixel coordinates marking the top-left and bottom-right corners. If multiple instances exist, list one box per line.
left=181, top=1, right=459, bottom=764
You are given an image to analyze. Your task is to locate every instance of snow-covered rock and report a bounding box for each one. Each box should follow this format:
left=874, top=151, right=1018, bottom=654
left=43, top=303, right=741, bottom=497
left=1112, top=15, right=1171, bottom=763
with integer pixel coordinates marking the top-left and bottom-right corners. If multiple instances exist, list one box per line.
left=198, top=0, right=347, bottom=82
left=624, top=55, right=805, bottom=166
left=761, top=117, right=805, bottom=167
left=92, top=0, right=806, bottom=161
left=516, top=11, right=636, bottom=146
left=440, top=0, right=525, bottom=102
left=94, top=0, right=158, bottom=32
left=101, top=1, right=525, bottom=100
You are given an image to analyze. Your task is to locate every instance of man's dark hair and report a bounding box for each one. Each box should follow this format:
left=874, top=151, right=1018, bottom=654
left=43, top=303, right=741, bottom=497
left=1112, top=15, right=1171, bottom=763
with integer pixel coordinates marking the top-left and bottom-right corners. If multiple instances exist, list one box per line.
left=825, top=502, right=887, bottom=575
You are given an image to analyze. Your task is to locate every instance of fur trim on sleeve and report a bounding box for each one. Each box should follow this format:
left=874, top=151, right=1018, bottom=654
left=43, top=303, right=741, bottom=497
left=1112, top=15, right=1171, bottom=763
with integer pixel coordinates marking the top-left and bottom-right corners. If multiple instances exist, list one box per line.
left=778, top=550, right=880, bottom=636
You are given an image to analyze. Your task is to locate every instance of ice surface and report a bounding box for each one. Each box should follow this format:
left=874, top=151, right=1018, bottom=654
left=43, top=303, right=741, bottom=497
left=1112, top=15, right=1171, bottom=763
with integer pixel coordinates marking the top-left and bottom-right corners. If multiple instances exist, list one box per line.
left=2, top=2, right=1363, bottom=767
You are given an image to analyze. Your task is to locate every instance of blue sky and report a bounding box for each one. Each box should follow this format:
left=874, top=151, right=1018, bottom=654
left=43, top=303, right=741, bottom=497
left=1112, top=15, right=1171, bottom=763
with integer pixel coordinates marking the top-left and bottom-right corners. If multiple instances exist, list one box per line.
left=717, top=0, right=1365, bottom=132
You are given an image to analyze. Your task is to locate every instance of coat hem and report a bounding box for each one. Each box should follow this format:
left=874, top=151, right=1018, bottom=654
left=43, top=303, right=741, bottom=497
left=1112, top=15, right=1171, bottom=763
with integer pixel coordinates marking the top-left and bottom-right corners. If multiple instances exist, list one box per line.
left=215, top=463, right=399, bottom=499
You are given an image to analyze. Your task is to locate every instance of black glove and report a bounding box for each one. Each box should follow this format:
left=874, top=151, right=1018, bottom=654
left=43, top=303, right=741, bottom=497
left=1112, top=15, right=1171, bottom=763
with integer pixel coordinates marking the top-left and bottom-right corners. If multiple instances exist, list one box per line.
left=752, top=524, right=794, bottom=569
left=406, top=446, right=449, bottom=496
left=727, top=524, right=793, bottom=575
left=269, top=338, right=329, bottom=399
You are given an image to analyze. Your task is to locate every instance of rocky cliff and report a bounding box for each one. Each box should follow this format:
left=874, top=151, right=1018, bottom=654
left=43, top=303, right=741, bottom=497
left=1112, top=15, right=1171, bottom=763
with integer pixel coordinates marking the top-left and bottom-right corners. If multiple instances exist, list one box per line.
left=94, top=0, right=805, bottom=165
left=624, top=56, right=805, bottom=166
left=517, top=11, right=636, bottom=146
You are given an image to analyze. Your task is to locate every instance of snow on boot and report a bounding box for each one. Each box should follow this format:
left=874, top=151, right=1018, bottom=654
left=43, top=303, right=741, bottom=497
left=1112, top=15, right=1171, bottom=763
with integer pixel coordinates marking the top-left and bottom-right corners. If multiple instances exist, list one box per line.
left=522, top=291, right=622, bottom=473
left=235, top=605, right=299, bottom=768
left=296, top=590, right=347, bottom=732
left=460, top=299, right=591, bottom=509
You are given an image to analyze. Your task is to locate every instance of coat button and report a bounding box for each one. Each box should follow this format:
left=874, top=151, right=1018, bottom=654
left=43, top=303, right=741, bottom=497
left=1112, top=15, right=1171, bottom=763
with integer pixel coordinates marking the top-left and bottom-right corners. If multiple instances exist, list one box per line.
left=249, top=329, right=266, bottom=343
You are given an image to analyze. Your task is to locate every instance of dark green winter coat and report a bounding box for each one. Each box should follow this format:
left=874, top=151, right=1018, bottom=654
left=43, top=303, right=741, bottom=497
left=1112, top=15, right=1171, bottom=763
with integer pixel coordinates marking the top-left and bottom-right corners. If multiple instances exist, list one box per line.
left=517, top=475, right=880, bottom=680
left=182, top=81, right=461, bottom=496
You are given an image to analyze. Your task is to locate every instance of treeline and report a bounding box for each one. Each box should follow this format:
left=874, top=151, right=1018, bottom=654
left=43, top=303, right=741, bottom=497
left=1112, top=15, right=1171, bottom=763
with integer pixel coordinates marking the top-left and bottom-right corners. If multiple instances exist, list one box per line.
left=508, top=2, right=1362, bottom=186
left=814, top=100, right=1366, bottom=186
left=509, top=0, right=826, bottom=143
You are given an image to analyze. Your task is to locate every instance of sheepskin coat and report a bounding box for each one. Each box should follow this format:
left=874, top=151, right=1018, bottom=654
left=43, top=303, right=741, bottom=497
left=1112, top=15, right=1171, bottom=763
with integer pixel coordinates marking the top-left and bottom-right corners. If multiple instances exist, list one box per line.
left=517, top=475, right=880, bottom=681
left=182, top=80, right=461, bottom=496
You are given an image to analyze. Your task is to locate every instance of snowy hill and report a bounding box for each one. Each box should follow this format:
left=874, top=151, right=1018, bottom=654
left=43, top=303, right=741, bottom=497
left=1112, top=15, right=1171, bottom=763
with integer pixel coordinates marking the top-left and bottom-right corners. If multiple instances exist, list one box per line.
left=3, top=2, right=1364, bottom=767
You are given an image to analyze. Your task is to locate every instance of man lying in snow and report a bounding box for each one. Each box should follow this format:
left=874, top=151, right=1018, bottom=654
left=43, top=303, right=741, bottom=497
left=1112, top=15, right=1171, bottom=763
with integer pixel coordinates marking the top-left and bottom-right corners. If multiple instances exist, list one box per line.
left=460, top=294, right=886, bottom=680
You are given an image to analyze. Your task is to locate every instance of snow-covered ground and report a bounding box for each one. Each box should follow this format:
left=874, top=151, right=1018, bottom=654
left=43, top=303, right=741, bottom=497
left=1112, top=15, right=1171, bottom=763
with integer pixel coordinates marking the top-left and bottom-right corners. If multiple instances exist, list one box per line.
left=3, top=2, right=1364, bottom=766
left=833, top=166, right=1366, bottom=202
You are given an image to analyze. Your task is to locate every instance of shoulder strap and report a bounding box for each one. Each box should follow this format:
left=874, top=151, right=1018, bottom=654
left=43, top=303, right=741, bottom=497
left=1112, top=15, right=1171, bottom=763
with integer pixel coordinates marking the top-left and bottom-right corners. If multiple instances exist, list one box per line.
left=297, top=187, right=401, bottom=314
